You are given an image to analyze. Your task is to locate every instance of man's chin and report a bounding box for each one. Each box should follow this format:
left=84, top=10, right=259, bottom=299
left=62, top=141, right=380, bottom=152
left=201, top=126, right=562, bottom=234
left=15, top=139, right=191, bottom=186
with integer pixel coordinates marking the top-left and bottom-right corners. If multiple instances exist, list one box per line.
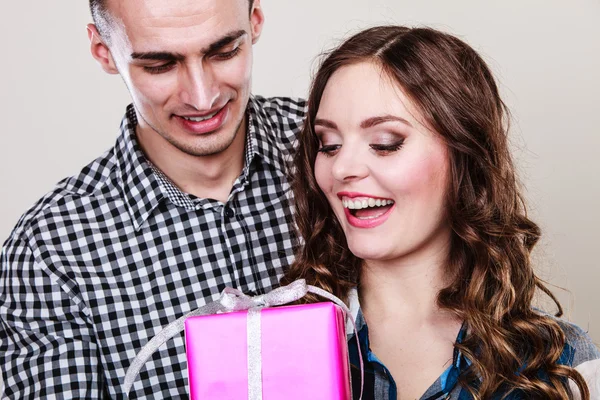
left=167, top=131, right=239, bottom=158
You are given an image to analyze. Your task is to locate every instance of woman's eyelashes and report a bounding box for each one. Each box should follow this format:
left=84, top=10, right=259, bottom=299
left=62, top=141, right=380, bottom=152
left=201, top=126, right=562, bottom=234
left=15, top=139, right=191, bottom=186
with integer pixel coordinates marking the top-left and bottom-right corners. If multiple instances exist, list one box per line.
left=317, top=139, right=405, bottom=157
left=317, top=144, right=341, bottom=156
left=369, top=139, right=405, bottom=154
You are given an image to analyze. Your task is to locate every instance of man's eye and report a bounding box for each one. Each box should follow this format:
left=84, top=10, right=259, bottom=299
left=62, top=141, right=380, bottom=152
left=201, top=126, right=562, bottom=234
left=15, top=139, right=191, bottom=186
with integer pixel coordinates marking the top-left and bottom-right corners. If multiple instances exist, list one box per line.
left=317, top=144, right=341, bottom=156
left=213, top=47, right=241, bottom=61
left=143, top=62, right=176, bottom=74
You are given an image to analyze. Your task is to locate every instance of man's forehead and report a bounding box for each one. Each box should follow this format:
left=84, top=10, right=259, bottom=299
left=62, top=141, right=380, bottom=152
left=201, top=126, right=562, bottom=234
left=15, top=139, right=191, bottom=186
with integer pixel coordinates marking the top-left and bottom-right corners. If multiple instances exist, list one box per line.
left=107, top=0, right=248, bottom=18
left=108, top=0, right=247, bottom=34
left=106, top=0, right=250, bottom=52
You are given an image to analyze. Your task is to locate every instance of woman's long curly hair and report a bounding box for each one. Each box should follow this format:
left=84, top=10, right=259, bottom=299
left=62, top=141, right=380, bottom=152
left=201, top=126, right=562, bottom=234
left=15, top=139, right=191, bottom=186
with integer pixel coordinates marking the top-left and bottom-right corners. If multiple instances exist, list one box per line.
left=281, top=26, right=589, bottom=399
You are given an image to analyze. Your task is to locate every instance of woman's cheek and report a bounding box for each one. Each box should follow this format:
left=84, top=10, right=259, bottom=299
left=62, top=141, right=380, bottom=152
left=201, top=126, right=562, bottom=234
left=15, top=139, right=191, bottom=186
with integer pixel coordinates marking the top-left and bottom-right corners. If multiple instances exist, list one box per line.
left=314, top=156, right=331, bottom=194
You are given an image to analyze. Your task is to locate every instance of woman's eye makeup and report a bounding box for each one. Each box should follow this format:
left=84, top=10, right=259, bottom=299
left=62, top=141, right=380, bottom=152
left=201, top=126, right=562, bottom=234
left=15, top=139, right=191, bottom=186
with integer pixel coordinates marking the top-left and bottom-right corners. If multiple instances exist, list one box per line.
left=315, top=128, right=405, bottom=157
left=317, top=140, right=404, bottom=157
left=315, top=130, right=341, bottom=156
left=369, top=139, right=405, bottom=154
left=317, top=144, right=341, bottom=156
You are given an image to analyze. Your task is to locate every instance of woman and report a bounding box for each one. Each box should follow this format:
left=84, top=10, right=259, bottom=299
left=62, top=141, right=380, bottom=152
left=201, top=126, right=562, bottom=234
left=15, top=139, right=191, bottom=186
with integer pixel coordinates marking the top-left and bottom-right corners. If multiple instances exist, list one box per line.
left=281, top=26, right=599, bottom=399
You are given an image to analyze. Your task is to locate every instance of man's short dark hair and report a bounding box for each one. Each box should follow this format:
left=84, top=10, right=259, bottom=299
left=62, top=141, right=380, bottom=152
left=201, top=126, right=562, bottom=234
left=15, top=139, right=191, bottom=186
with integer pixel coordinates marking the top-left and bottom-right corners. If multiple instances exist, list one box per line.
left=89, top=0, right=255, bottom=43
left=89, top=0, right=112, bottom=42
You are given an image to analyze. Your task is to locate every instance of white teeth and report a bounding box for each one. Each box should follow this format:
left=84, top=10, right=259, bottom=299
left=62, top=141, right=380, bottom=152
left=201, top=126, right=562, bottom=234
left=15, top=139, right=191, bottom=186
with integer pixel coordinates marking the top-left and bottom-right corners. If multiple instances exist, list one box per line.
left=182, top=111, right=218, bottom=122
left=342, top=197, right=394, bottom=209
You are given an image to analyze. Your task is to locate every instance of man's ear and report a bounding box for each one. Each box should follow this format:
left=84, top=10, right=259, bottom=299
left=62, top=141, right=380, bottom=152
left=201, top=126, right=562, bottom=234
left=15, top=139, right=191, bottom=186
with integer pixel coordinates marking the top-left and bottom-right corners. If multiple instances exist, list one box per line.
left=249, top=0, right=264, bottom=45
left=87, top=24, right=119, bottom=75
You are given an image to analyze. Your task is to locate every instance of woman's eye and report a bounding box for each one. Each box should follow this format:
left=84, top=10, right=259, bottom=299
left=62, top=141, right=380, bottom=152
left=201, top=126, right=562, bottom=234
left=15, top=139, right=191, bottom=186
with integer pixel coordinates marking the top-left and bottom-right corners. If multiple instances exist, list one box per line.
left=369, top=140, right=404, bottom=155
left=317, top=144, right=341, bottom=156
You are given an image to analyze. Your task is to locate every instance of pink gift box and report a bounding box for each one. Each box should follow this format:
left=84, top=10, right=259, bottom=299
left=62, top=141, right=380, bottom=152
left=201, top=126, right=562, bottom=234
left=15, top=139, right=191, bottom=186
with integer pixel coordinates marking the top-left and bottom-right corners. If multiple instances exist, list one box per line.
left=185, top=302, right=351, bottom=400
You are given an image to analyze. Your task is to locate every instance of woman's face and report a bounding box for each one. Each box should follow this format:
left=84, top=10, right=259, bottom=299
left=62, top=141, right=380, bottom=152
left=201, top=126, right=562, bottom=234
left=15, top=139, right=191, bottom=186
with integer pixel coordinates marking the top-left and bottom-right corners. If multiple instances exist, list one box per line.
left=314, top=61, right=451, bottom=265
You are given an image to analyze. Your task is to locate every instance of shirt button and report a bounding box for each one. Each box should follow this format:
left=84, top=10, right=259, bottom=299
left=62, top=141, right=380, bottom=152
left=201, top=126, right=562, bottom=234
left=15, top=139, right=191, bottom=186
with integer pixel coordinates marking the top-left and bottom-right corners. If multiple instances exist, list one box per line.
left=225, top=207, right=235, bottom=218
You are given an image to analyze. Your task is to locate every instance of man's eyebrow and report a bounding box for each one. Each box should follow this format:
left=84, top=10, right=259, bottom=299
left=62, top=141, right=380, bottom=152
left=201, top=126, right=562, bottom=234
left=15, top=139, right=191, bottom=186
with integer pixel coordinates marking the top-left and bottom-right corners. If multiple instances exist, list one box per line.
left=314, top=118, right=338, bottom=130
left=360, top=115, right=413, bottom=129
left=129, top=30, right=247, bottom=61
left=204, top=30, right=247, bottom=53
left=130, top=51, right=185, bottom=62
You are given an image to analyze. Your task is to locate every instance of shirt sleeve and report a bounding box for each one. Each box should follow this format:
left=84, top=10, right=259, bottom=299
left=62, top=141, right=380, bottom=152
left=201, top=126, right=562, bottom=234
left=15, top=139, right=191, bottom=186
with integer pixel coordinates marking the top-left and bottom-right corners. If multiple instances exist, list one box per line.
left=562, top=319, right=600, bottom=399
left=0, top=237, right=105, bottom=399
left=571, top=359, right=600, bottom=399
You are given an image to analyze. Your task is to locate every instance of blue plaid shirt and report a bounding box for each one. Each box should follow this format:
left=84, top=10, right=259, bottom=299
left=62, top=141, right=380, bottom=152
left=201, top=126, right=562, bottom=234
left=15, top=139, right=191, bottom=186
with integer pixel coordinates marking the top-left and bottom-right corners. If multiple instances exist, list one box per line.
left=346, top=290, right=600, bottom=399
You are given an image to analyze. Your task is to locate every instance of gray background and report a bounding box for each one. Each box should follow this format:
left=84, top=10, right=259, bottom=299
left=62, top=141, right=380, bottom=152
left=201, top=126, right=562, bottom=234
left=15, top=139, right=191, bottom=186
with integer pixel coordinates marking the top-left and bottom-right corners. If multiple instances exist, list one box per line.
left=1, top=0, right=599, bottom=392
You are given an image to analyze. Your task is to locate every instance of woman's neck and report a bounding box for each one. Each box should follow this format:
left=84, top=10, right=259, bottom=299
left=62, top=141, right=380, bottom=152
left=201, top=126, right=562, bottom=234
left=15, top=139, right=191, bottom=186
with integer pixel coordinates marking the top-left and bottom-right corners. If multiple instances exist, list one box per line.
left=359, top=239, right=454, bottom=326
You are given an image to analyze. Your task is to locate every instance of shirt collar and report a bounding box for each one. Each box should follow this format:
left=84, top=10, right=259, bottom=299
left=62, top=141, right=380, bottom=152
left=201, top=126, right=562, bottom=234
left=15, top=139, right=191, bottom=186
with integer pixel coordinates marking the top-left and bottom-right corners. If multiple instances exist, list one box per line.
left=245, top=95, right=291, bottom=175
left=347, top=288, right=471, bottom=398
left=346, top=287, right=364, bottom=335
left=114, top=104, right=165, bottom=232
left=114, top=98, right=290, bottom=231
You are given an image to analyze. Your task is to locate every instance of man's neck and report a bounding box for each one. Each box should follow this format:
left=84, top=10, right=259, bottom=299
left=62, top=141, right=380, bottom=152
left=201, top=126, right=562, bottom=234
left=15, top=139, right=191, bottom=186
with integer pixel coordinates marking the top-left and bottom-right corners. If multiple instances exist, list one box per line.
left=136, top=120, right=248, bottom=203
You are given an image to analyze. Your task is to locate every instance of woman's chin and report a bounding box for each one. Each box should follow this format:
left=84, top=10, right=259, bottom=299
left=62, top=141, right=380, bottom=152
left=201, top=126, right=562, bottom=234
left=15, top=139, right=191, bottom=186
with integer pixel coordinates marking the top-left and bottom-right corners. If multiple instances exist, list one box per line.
left=348, top=244, right=394, bottom=264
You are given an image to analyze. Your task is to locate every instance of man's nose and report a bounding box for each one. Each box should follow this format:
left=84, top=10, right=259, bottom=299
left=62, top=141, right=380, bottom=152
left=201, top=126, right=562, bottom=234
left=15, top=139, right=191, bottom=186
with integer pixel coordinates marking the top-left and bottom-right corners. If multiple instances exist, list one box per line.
left=179, top=64, right=219, bottom=111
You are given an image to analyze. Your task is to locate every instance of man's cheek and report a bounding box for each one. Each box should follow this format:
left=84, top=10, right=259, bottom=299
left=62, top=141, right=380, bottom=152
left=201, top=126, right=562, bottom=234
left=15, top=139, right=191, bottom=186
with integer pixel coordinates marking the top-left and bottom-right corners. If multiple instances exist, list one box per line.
left=219, top=57, right=253, bottom=87
left=133, top=75, right=176, bottom=103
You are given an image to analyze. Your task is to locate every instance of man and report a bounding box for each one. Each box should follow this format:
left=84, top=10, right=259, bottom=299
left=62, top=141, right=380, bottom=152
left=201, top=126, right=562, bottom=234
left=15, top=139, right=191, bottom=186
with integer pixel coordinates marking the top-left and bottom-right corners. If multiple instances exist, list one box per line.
left=0, top=0, right=305, bottom=398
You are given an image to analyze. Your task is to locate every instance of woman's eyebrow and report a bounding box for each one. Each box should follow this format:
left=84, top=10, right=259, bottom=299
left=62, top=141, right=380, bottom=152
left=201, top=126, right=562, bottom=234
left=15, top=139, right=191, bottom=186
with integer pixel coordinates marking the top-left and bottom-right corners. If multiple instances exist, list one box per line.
left=314, top=118, right=338, bottom=130
left=360, top=115, right=413, bottom=129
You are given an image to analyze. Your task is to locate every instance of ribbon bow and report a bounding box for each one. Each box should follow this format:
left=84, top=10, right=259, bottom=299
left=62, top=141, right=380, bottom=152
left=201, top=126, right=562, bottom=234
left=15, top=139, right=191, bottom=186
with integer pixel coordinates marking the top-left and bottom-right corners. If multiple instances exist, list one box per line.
left=123, top=279, right=363, bottom=399
left=218, top=279, right=309, bottom=311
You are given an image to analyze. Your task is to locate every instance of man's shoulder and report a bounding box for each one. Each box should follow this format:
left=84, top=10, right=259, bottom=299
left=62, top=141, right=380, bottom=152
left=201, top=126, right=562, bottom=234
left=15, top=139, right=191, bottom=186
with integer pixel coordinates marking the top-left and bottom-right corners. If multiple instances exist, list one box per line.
left=249, top=96, right=306, bottom=161
left=5, top=148, right=119, bottom=246
left=252, top=95, right=307, bottom=120
left=250, top=95, right=306, bottom=135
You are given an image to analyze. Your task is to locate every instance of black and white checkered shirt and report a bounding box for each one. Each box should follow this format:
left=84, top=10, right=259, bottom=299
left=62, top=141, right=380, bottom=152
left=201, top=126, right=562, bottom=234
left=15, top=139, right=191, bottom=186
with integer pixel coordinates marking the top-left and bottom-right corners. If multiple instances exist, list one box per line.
left=0, top=96, right=306, bottom=399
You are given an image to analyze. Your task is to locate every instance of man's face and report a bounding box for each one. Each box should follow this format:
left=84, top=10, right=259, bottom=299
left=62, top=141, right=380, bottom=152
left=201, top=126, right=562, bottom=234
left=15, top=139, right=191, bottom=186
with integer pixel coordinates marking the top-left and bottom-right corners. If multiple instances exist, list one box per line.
left=95, top=0, right=262, bottom=157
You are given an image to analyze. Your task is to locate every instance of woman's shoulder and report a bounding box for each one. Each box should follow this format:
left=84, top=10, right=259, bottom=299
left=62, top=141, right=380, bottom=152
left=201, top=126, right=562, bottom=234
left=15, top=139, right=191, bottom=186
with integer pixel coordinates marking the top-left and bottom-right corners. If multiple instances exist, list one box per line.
left=544, top=314, right=600, bottom=367
left=544, top=316, right=600, bottom=398
left=532, top=309, right=599, bottom=366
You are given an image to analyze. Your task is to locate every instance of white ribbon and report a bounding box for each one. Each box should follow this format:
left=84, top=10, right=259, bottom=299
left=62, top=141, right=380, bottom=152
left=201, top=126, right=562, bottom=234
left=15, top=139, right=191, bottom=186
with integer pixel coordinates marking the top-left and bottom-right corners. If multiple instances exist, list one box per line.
left=123, top=279, right=363, bottom=400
